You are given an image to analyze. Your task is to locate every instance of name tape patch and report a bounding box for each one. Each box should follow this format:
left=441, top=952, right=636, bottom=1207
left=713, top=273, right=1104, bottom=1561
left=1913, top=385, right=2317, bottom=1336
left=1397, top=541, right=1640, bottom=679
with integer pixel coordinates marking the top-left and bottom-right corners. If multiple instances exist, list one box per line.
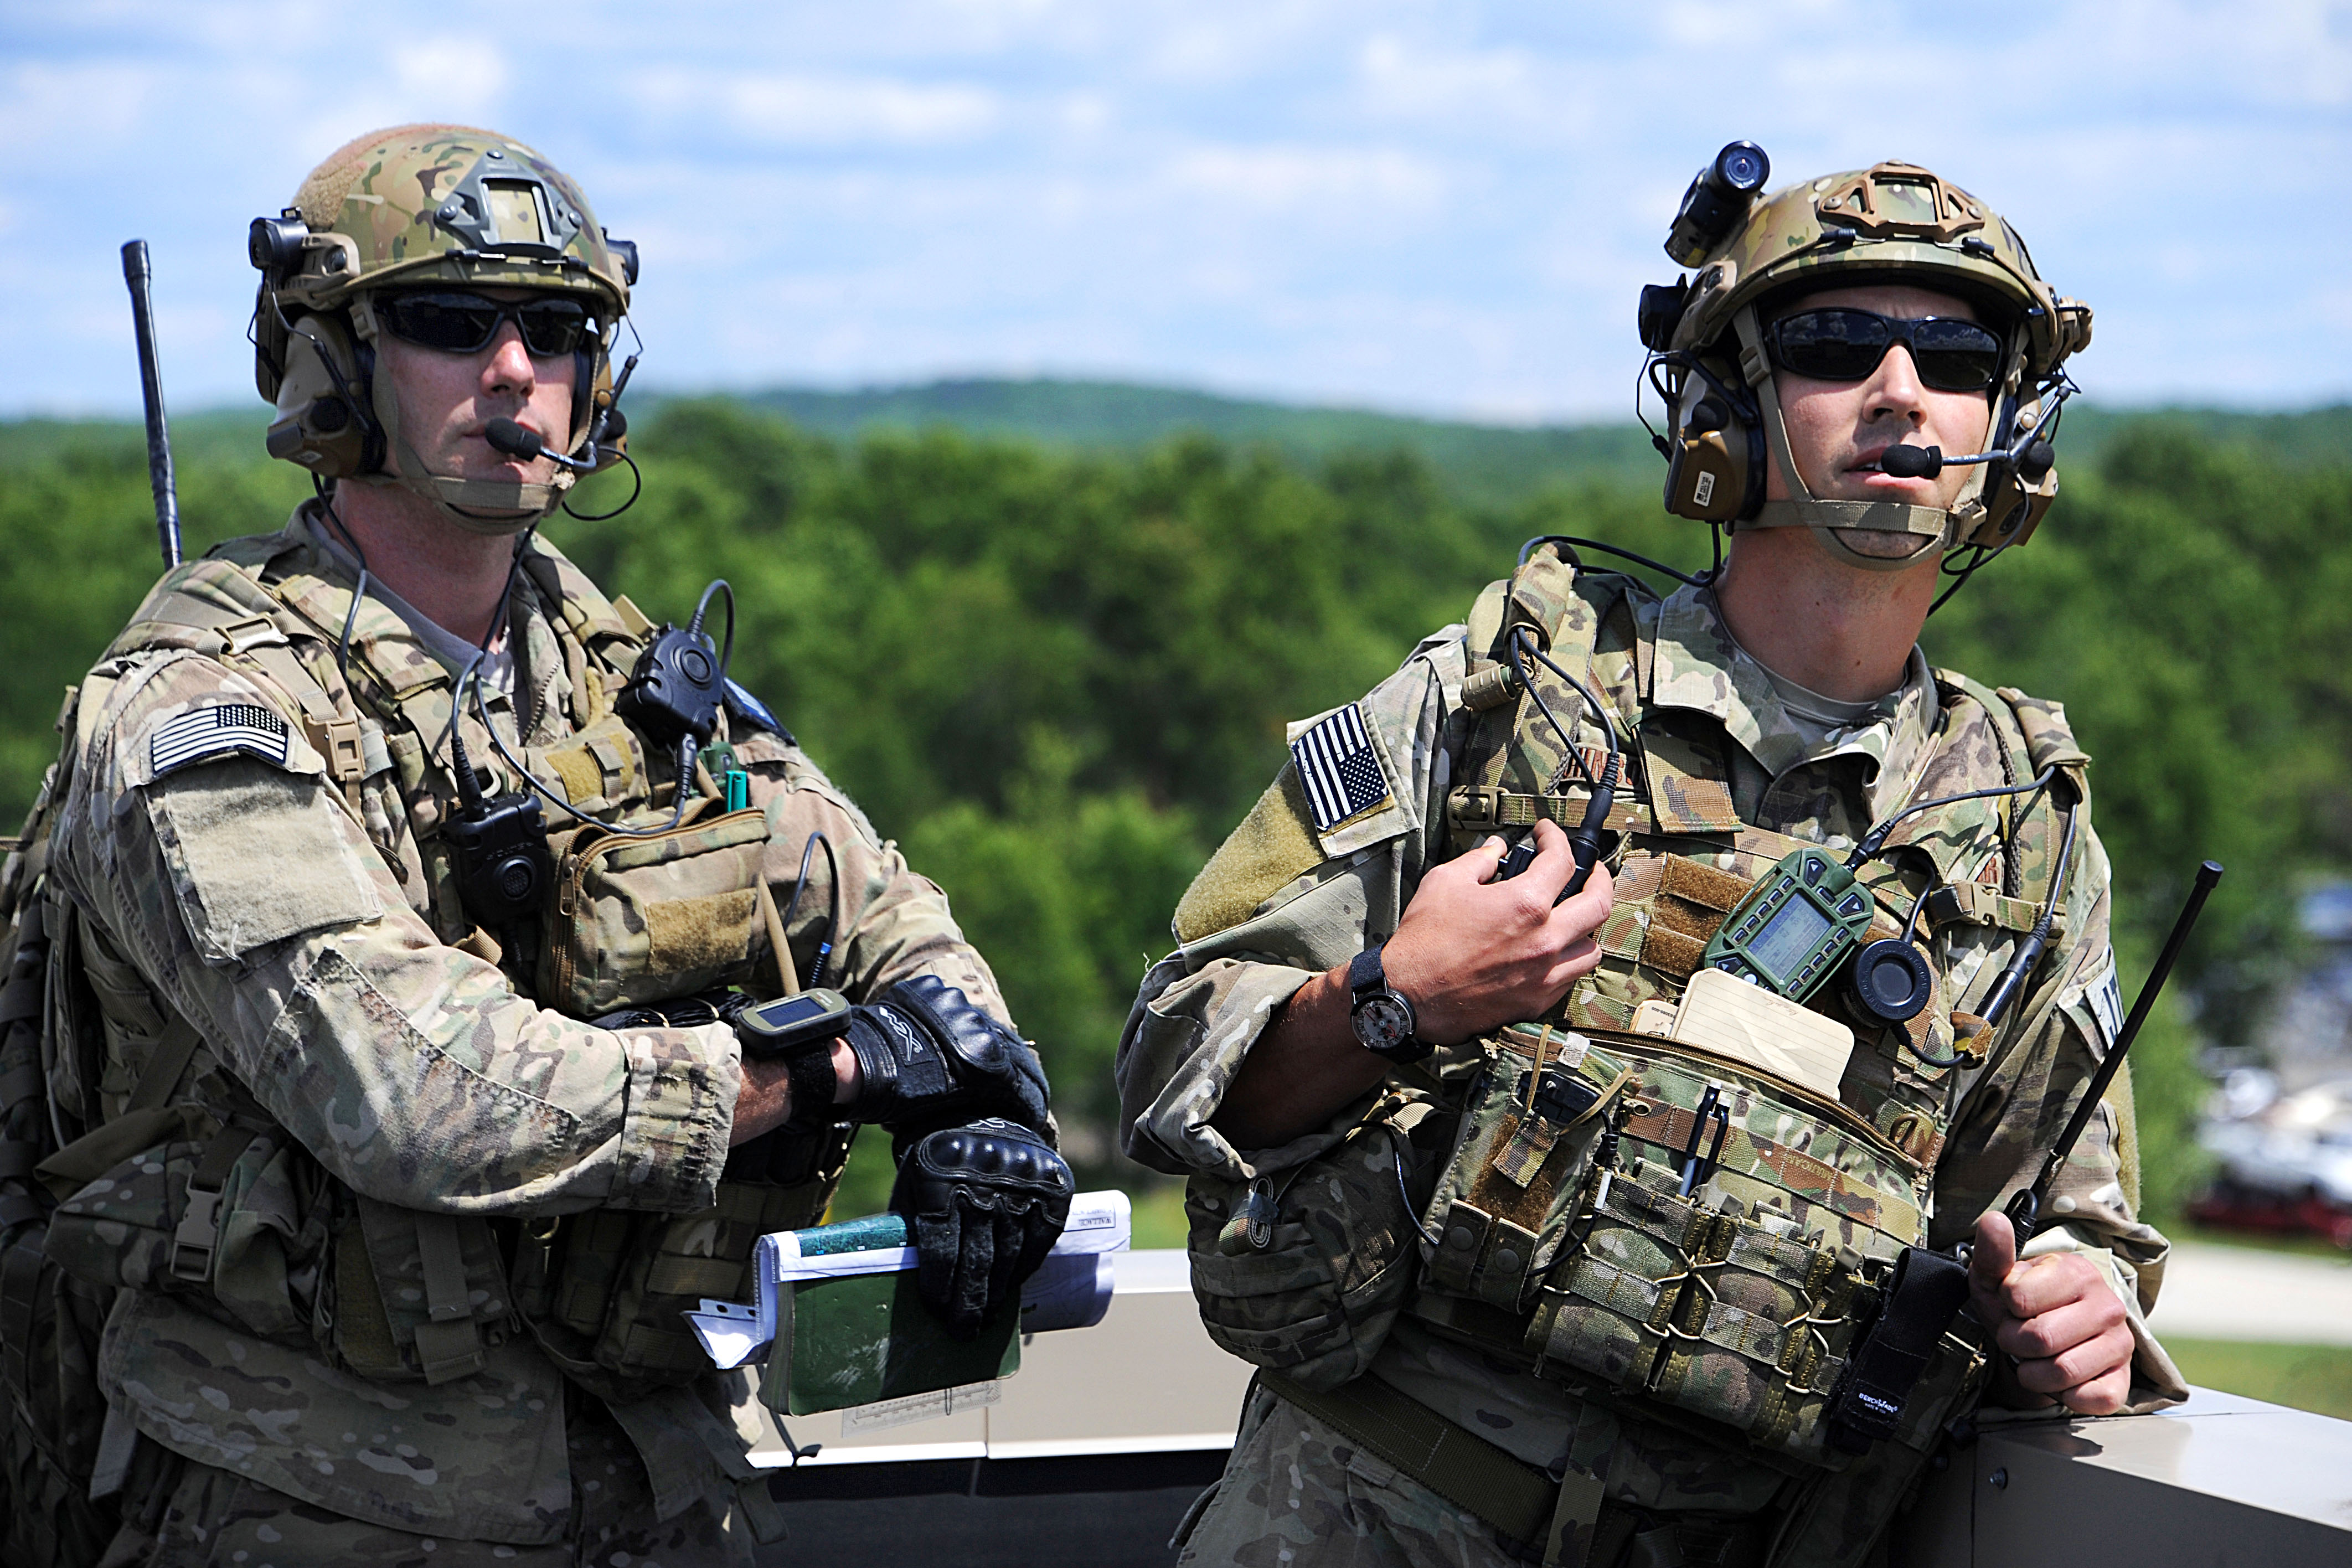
left=149, top=702, right=291, bottom=778
left=1291, top=703, right=1391, bottom=833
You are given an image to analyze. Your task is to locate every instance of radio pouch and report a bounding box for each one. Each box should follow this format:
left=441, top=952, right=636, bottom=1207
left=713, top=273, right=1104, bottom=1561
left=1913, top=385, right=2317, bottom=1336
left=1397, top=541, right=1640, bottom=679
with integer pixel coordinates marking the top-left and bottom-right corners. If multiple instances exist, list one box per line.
left=1825, top=1244, right=1972, bottom=1451
left=522, top=1129, right=853, bottom=1402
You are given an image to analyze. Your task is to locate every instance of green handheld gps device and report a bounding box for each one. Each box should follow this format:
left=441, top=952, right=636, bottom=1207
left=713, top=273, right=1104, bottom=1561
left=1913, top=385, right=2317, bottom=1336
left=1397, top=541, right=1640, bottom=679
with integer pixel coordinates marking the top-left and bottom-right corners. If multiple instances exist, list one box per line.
left=1700, top=848, right=1876, bottom=1003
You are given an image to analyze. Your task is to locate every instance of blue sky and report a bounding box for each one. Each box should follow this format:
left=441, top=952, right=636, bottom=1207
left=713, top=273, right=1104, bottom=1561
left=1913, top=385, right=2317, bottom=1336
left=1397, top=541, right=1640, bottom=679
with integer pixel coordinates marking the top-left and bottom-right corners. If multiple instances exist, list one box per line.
left=6, top=0, right=2348, bottom=422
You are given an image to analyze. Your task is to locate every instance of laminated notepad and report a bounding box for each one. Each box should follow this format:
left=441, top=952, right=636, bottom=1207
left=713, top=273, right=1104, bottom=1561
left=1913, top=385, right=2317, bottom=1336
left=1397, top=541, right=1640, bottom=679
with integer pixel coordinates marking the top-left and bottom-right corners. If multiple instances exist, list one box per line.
left=684, top=1189, right=1131, bottom=1417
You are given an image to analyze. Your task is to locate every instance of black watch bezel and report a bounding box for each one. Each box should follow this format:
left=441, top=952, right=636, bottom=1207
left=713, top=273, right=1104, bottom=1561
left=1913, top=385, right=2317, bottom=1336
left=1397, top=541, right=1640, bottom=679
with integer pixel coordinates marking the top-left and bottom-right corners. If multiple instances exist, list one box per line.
left=1348, top=945, right=1431, bottom=1064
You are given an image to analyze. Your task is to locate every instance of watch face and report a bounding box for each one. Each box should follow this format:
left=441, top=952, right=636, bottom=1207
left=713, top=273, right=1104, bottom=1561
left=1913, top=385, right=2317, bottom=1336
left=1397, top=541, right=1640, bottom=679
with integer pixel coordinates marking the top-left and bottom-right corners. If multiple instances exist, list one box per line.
left=1353, top=992, right=1416, bottom=1056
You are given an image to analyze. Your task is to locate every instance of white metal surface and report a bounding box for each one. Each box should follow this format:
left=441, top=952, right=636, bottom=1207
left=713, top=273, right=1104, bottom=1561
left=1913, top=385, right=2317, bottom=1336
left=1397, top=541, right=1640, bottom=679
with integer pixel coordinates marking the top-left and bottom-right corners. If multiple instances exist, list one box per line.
left=740, top=1249, right=1251, bottom=1471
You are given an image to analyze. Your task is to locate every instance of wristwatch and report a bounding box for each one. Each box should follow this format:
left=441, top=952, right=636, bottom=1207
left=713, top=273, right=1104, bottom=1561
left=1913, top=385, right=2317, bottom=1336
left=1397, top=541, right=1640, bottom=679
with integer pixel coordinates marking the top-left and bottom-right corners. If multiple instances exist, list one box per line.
left=1348, top=945, right=1432, bottom=1064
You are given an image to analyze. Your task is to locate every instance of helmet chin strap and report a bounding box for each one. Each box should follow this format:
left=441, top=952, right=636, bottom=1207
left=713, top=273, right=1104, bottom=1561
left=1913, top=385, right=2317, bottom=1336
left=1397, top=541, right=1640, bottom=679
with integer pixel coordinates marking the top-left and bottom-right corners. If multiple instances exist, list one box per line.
left=1727, top=306, right=1990, bottom=575
left=355, top=307, right=575, bottom=537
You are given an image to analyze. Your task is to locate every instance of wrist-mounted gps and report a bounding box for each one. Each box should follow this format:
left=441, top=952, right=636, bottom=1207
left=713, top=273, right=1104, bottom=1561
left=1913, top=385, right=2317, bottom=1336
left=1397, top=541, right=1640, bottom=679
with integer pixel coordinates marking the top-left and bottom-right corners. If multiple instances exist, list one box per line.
left=735, top=989, right=853, bottom=1136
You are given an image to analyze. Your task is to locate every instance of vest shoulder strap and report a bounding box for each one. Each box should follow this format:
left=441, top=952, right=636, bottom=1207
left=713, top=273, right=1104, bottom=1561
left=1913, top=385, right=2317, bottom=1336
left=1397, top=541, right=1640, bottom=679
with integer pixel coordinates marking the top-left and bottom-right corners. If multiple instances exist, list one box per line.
left=517, top=539, right=644, bottom=673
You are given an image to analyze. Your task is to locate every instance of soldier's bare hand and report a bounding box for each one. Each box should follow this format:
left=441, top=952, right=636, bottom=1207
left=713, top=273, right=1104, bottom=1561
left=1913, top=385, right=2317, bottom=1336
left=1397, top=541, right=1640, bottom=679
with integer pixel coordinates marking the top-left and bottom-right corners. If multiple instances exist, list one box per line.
left=1968, top=1210, right=2134, bottom=1415
left=1384, top=820, right=1613, bottom=1046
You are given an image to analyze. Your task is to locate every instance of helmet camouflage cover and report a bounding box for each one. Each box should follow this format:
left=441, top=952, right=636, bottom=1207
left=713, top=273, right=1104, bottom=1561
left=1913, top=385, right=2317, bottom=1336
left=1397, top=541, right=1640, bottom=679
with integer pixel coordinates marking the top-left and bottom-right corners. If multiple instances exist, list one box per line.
left=252, top=125, right=636, bottom=525
left=1648, top=153, right=2093, bottom=564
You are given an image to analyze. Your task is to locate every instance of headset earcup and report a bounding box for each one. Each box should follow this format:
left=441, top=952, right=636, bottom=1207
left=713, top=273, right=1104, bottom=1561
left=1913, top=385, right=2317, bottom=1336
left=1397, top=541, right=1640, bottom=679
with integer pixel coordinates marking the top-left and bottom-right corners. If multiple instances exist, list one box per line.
left=1662, top=365, right=1754, bottom=525
left=262, top=312, right=373, bottom=479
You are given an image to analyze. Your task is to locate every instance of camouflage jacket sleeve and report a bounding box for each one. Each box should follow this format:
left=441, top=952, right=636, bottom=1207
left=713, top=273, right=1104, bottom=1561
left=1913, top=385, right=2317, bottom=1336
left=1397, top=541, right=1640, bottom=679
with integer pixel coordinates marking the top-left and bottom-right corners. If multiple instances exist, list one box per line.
left=1930, top=815, right=2189, bottom=1410
left=51, top=651, right=739, bottom=1217
left=1116, top=626, right=1471, bottom=1182
left=733, top=728, right=1013, bottom=1025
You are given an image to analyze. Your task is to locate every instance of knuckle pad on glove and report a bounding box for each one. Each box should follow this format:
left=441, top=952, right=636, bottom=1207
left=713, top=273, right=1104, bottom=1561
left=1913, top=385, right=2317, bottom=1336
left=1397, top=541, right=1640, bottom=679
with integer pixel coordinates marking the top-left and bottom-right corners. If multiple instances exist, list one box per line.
left=889, top=1120, right=1073, bottom=1337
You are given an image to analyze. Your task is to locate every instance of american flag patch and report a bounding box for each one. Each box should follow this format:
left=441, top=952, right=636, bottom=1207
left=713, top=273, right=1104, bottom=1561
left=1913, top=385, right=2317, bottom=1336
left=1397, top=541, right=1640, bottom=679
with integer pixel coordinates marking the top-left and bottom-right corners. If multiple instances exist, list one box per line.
left=1290, top=704, right=1391, bottom=833
left=2088, top=962, right=2123, bottom=1051
left=149, top=703, right=291, bottom=777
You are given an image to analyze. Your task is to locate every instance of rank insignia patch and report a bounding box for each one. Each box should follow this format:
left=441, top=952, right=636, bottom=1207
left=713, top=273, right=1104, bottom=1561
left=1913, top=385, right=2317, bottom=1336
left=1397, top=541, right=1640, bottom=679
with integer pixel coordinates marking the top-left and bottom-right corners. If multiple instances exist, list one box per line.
left=1291, top=703, right=1391, bottom=833
left=150, top=702, right=291, bottom=777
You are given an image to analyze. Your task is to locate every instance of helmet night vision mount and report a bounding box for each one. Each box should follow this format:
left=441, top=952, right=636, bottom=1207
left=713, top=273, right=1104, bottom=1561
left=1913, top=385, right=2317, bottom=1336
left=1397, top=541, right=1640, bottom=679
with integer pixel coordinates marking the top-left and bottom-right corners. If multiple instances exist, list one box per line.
left=1636, top=142, right=2094, bottom=596
left=249, top=125, right=643, bottom=532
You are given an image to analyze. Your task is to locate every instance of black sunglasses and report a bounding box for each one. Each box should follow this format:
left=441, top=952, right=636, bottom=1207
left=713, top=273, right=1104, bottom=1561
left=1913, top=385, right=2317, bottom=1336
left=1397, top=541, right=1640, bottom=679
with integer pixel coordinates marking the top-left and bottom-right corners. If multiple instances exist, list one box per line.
left=377, top=292, right=596, bottom=358
left=1766, top=308, right=2004, bottom=394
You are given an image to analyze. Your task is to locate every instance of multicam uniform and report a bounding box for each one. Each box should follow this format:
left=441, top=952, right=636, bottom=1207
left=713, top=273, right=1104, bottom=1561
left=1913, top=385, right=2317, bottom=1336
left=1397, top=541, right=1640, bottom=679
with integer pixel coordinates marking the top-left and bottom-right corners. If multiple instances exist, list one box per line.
left=2, top=508, right=1009, bottom=1564
left=1118, top=549, right=2185, bottom=1567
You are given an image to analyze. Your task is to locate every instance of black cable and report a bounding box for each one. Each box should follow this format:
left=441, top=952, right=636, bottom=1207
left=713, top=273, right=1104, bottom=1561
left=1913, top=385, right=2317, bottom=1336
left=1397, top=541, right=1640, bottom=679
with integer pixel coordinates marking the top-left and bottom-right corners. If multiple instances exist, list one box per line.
left=1509, top=626, right=1615, bottom=788
left=1966, top=798, right=2082, bottom=1041
left=563, top=448, right=642, bottom=522
left=471, top=673, right=697, bottom=837
left=457, top=562, right=742, bottom=840
left=1502, top=627, right=1620, bottom=899
left=1845, top=765, right=2057, bottom=871
left=779, top=831, right=841, bottom=988
left=1517, top=534, right=1710, bottom=587
left=315, top=486, right=372, bottom=694
left=1927, top=544, right=2000, bottom=618
left=1394, top=1139, right=1444, bottom=1248
left=690, top=579, right=736, bottom=688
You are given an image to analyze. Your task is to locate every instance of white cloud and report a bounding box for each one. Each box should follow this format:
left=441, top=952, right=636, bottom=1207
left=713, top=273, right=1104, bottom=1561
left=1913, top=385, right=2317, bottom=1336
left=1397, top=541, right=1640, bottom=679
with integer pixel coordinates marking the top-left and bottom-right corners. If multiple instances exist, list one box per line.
left=0, top=0, right=2345, bottom=418
left=625, top=68, right=1003, bottom=147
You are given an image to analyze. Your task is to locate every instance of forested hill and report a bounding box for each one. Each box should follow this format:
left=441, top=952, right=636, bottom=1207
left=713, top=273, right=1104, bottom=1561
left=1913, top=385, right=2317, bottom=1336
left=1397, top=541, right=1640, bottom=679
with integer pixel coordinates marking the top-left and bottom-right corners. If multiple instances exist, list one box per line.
left=11, top=381, right=2348, bottom=510
left=3, top=388, right=2347, bottom=1220
left=734, top=379, right=2352, bottom=505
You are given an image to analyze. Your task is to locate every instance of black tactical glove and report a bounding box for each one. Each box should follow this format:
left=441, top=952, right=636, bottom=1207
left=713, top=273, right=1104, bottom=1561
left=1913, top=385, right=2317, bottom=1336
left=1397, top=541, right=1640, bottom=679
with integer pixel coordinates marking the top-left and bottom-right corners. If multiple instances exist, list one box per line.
left=838, top=976, right=1052, bottom=1141
left=890, top=1118, right=1073, bottom=1339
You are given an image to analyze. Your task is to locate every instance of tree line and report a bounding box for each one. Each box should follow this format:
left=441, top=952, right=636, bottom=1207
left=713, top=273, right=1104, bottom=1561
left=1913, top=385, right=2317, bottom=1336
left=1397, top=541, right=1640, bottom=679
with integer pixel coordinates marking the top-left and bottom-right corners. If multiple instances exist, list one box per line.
left=3, top=401, right=2345, bottom=1223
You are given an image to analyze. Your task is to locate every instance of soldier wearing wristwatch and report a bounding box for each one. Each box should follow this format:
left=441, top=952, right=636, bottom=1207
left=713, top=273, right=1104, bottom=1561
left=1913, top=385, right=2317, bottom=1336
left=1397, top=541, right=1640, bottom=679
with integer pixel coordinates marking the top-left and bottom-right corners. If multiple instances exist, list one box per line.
left=1347, top=944, right=1432, bottom=1064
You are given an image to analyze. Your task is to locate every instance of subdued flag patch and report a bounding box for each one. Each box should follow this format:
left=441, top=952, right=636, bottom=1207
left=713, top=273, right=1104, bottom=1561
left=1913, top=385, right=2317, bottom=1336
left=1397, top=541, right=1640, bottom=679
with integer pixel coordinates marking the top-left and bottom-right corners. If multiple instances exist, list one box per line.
left=1290, top=703, right=1390, bottom=833
left=150, top=702, right=291, bottom=777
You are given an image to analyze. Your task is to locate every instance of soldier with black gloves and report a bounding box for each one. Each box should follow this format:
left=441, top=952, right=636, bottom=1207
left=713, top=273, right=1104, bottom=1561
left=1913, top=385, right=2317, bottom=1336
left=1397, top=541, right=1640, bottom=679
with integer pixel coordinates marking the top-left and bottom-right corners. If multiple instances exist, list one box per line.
left=0, top=123, right=1067, bottom=1567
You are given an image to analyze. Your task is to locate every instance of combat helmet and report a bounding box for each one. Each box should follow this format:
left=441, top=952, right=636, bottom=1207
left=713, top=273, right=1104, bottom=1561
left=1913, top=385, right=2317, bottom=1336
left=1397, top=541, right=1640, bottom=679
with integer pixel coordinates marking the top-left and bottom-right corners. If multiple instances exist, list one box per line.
left=250, top=124, right=639, bottom=529
left=1637, top=142, right=2093, bottom=571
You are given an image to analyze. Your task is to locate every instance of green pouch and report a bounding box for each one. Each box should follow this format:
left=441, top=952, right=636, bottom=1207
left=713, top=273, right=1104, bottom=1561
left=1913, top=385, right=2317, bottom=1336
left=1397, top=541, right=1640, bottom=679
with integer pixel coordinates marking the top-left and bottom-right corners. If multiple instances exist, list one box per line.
left=591, top=1177, right=836, bottom=1383
left=1185, top=1087, right=1448, bottom=1392
left=540, top=803, right=773, bottom=1017
left=1419, top=1025, right=1631, bottom=1317
left=44, top=1123, right=328, bottom=1348
left=328, top=1195, right=517, bottom=1385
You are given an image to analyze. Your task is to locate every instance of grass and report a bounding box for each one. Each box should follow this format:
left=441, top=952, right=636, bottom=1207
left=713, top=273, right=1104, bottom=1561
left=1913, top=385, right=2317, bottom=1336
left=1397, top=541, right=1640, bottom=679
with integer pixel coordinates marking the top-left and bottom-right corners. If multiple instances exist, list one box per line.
left=2164, top=1338, right=2352, bottom=1420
